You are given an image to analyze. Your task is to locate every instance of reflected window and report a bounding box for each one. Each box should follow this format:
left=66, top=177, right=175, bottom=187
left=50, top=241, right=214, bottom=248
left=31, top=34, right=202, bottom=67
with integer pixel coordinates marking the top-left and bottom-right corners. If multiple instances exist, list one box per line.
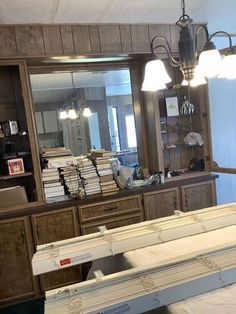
left=126, top=115, right=137, bottom=148
left=30, top=68, right=138, bottom=167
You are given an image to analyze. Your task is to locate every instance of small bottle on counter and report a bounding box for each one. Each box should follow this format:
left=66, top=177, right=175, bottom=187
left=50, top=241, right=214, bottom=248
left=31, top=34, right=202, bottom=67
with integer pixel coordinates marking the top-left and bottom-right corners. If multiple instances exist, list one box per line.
left=159, top=171, right=165, bottom=184
left=153, top=172, right=160, bottom=185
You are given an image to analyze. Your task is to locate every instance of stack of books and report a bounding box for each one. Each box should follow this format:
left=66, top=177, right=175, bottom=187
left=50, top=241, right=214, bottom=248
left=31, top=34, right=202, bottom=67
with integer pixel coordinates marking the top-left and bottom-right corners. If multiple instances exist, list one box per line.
left=41, top=147, right=72, bottom=158
left=42, top=168, right=65, bottom=199
left=78, top=158, right=101, bottom=196
left=95, top=157, right=119, bottom=195
left=90, top=149, right=115, bottom=159
left=60, top=166, right=84, bottom=197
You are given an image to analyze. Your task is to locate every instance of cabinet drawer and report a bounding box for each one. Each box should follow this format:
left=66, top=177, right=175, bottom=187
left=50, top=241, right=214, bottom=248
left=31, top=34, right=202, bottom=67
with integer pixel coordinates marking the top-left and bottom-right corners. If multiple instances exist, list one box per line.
left=80, top=213, right=143, bottom=235
left=78, top=195, right=142, bottom=223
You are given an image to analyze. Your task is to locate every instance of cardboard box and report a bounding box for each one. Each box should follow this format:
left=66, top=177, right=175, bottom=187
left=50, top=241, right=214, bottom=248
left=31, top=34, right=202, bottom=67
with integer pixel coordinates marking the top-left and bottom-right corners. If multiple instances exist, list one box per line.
left=0, top=186, right=28, bottom=208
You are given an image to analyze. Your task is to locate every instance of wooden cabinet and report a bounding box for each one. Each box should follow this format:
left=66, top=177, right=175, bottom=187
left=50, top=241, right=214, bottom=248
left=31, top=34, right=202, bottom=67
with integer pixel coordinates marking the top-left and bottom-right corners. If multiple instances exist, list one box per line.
left=143, top=188, right=180, bottom=220
left=181, top=180, right=216, bottom=212
left=79, top=194, right=143, bottom=234
left=31, top=207, right=81, bottom=291
left=0, top=61, right=43, bottom=206
left=78, top=194, right=143, bottom=223
left=0, top=217, right=38, bottom=304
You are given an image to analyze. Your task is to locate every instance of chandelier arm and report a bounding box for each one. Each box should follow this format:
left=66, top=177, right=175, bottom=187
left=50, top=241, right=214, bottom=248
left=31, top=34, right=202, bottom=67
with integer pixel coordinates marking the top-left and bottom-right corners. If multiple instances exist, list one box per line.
left=152, top=44, right=181, bottom=67
left=150, top=36, right=173, bottom=54
left=150, top=36, right=181, bottom=67
left=195, top=25, right=209, bottom=56
left=209, top=31, right=232, bottom=47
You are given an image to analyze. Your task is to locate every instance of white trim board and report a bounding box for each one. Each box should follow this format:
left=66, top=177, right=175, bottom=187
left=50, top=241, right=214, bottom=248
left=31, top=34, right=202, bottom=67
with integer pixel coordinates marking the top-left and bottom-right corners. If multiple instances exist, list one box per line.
left=44, top=242, right=236, bottom=314
left=32, top=202, right=236, bottom=275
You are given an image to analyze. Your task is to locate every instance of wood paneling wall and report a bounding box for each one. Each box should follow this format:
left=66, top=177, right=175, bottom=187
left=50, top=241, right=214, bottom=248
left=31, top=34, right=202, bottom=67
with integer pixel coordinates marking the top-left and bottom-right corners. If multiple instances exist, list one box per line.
left=0, top=24, right=205, bottom=58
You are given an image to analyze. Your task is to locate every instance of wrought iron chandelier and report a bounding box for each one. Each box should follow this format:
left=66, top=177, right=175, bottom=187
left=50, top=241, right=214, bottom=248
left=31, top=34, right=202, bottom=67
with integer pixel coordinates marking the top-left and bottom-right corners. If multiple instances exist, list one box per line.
left=142, top=0, right=236, bottom=91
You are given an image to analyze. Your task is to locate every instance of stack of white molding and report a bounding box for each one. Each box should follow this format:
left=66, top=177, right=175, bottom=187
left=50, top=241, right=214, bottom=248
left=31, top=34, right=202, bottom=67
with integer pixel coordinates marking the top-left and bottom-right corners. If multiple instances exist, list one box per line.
left=44, top=243, right=236, bottom=314
left=31, top=202, right=236, bottom=314
left=32, top=203, right=236, bottom=275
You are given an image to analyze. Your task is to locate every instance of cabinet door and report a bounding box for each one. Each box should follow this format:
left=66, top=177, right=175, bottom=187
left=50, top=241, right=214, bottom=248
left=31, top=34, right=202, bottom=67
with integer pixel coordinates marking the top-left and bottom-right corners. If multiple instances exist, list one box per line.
left=0, top=217, right=38, bottom=304
left=143, top=188, right=180, bottom=220
left=81, top=213, right=143, bottom=235
left=181, top=181, right=216, bottom=212
left=31, top=207, right=80, bottom=291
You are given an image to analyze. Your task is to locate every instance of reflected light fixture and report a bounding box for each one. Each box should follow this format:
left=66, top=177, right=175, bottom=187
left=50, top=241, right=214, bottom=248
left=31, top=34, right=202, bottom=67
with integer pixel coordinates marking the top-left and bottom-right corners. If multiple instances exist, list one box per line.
left=142, top=0, right=236, bottom=91
left=82, top=107, right=92, bottom=118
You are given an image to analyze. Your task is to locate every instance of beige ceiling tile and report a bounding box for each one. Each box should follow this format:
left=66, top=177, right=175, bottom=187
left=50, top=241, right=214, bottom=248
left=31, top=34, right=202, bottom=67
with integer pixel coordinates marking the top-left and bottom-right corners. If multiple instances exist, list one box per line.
left=55, top=0, right=112, bottom=23
left=0, top=0, right=53, bottom=24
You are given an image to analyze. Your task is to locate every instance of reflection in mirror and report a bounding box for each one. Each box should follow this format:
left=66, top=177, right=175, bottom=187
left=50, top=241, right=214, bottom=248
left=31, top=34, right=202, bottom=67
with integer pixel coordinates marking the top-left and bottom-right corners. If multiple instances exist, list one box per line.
left=30, top=68, right=138, bottom=167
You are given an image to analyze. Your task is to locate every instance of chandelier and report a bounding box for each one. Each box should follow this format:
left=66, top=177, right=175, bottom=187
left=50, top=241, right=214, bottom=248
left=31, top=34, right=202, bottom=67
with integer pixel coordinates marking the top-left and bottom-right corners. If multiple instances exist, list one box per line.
left=142, top=0, right=236, bottom=91
left=59, top=73, right=92, bottom=120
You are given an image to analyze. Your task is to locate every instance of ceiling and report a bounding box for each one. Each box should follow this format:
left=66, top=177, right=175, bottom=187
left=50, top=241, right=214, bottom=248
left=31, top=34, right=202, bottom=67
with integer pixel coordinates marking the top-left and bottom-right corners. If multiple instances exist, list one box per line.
left=0, top=0, right=236, bottom=33
left=30, top=69, right=132, bottom=104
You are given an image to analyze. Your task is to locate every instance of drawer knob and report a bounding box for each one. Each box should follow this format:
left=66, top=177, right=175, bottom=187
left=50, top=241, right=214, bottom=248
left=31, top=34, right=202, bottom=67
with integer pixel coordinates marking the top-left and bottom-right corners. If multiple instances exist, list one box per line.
left=104, top=206, right=118, bottom=212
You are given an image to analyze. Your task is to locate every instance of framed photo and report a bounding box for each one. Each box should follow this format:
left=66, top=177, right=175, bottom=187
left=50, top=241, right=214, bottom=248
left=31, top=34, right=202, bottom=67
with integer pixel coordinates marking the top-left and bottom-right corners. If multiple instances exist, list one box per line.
left=7, top=158, right=25, bottom=175
left=165, top=97, right=179, bottom=117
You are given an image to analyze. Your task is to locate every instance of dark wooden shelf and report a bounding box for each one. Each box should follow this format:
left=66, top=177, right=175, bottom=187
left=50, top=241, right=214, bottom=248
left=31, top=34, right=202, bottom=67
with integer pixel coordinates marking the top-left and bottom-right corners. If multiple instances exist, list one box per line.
left=0, top=172, right=33, bottom=180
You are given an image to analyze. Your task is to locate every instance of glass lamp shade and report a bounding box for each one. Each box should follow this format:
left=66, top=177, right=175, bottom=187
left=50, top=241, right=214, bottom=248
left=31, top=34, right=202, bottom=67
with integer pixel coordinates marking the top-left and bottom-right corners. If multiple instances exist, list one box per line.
left=59, top=110, right=68, bottom=120
left=181, top=79, right=189, bottom=86
left=141, top=59, right=171, bottom=91
left=198, top=49, right=222, bottom=78
left=190, top=65, right=207, bottom=87
left=218, top=54, right=236, bottom=79
left=67, top=109, right=78, bottom=119
left=83, top=107, right=92, bottom=117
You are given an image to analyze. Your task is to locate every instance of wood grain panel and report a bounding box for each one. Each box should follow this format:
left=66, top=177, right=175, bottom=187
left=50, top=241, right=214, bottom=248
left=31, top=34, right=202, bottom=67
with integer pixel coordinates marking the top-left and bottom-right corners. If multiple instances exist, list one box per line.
left=78, top=195, right=143, bottom=222
left=42, top=25, right=63, bottom=55
left=31, top=207, right=81, bottom=291
left=0, top=27, right=17, bottom=57
left=143, top=188, right=180, bottom=220
left=72, top=25, right=91, bottom=54
left=120, top=25, right=132, bottom=53
left=131, top=25, right=150, bottom=53
left=170, top=25, right=180, bottom=53
left=181, top=181, right=216, bottom=212
left=81, top=213, right=143, bottom=235
left=15, top=26, right=45, bottom=56
left=60, top=25, right=75, bottom=55
left=89, top=25, right=101, bottom=53
left=148, top=25, right=171, bottom=55
left=0, top=217, right=38, bottom=304
left=99, top=25, right=121, bottom=53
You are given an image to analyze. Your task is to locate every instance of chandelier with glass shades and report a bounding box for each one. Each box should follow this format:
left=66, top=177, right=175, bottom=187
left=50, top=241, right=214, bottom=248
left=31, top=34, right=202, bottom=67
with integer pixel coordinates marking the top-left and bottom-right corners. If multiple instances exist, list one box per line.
left=142, top=0, right=236, bottom=91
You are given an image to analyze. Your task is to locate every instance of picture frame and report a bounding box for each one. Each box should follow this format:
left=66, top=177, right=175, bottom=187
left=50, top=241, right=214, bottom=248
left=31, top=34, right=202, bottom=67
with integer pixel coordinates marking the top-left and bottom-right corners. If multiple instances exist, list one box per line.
left=165, top=97, right=179, bottom=117
left=7, top=158, right=25, bottom=175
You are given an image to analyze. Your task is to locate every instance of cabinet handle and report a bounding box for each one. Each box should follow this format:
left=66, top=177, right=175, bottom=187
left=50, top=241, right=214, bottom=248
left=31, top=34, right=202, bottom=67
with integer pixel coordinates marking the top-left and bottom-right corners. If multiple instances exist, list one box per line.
left=104, top=206, right=118, bottom=212
left=20, top=228, right=25, bottom=244
left=36, top=224, right=40, bottom=241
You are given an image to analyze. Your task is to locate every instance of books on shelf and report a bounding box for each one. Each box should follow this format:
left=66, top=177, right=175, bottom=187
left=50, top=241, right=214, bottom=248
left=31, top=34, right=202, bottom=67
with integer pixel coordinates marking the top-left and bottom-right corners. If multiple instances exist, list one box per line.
left=41, top=167, right=65, bottom=199
left=78, top=157, right=101, bottom=196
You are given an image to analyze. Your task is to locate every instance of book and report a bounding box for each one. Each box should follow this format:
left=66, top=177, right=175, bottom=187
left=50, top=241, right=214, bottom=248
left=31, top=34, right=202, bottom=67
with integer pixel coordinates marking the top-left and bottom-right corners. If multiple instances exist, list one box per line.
left=45, top=190, right=65, bottom=198
left=42, top=175, right=60, bottom=182
left=44, top=186, right=64, bottom=193
left=43, top=182, right=62, bottom=188
left=100, top=174, right=114, bottom=182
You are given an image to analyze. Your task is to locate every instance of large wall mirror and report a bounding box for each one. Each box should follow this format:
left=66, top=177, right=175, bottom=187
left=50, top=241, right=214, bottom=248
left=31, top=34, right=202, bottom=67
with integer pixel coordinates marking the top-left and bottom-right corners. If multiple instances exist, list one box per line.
left=30, top=67, right=139, bottom=167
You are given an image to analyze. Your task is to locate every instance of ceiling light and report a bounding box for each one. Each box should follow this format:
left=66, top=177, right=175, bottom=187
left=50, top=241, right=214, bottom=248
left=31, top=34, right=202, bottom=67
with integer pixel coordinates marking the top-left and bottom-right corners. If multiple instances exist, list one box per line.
left=218, top=48, right=236, bottom=79
left=142, top=0, right=236, bottom=92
